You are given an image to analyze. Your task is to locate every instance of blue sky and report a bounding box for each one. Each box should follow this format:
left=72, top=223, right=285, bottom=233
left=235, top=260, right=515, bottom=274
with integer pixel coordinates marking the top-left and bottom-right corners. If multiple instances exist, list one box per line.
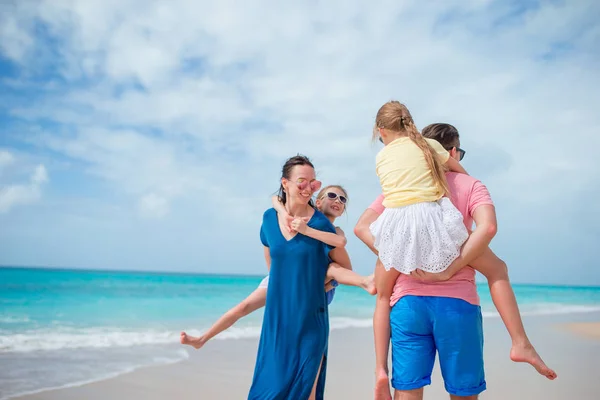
left=1, top=0, right=599, bottom=285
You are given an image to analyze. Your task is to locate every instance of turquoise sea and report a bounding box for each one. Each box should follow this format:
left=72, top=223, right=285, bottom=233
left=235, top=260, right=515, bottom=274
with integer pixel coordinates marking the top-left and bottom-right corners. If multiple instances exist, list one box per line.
left=1, top=266, right=600, bottom=399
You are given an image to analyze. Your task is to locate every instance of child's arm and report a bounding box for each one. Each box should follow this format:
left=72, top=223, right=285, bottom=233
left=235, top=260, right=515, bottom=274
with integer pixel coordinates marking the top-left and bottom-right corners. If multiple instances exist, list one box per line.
left=412, top=204, right=497, bottom=281
left=446, top=156, right=468, bottom=175
left=291, top=217, right=347, bottom=248
left=271, top=195, right=294, bottom=232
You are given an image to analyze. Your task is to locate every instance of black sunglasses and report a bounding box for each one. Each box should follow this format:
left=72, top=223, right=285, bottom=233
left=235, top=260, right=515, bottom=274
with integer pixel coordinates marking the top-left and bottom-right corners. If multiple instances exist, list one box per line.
left=326, top=192, right=347, bottom=204
left=455, top=147, right=466, bottom=161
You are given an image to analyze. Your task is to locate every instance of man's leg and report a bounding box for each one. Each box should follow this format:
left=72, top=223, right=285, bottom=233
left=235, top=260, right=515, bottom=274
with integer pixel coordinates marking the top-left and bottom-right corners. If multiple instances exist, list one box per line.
left=449, top=395, right=477, bottom=400
left=431, top=297, right=486, bottom=398
left=394, top=388, right=424, bottom=400
left=389, top=296, right=435, bottom=399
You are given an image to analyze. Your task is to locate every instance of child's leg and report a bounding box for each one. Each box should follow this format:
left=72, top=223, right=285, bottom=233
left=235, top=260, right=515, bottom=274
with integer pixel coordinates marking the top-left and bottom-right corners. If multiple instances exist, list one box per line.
left=471, top=248, right=557, bottom=380
left=373, top=258, right=400, bottom=400
left=181, top=288, right=267, bottom=349
left=327, top=262, right=376, bottom=295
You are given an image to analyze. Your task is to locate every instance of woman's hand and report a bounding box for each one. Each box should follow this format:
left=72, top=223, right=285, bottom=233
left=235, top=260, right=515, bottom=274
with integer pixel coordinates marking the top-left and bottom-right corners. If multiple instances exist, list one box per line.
left=291, top=217, right=310, bottom=234
left=324, top=278, right=338, bottom=292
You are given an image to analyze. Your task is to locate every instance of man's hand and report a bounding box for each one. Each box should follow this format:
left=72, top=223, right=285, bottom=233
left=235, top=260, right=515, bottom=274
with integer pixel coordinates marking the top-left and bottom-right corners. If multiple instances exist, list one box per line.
left=410, top=268, right=451, bottom=282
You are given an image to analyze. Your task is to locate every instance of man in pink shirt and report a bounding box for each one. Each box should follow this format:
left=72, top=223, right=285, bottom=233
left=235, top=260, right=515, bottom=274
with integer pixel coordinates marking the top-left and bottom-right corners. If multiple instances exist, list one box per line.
left=355, top=124, right=494, bottom=400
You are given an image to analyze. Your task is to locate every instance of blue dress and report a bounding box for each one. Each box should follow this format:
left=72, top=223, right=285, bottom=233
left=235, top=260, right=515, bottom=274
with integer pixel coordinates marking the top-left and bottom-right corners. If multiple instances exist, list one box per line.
left=248, top=208, right=336, bottom=400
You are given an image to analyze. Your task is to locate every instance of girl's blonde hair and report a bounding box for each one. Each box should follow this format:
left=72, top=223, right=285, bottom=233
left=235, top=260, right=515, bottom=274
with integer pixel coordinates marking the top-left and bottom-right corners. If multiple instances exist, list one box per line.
left=373, top=101, right=450, bottom=196
left=316, top=185, right=348, bottom=211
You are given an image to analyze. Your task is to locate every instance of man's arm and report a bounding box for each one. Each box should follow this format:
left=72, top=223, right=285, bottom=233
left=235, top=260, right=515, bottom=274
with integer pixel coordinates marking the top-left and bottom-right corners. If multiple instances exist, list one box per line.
left=412, top=204, right=497, bottom=281
left=354, top=208, right=380, bottom=255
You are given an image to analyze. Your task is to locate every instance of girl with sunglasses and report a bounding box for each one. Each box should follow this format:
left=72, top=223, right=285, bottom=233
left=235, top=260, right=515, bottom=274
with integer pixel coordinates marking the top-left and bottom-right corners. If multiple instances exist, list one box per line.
left=180, top=185, right=374, bottom=351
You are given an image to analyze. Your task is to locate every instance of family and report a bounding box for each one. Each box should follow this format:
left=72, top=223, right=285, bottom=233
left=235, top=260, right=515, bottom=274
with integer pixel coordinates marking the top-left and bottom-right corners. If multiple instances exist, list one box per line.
left=181, top=101, right=557, bottom=399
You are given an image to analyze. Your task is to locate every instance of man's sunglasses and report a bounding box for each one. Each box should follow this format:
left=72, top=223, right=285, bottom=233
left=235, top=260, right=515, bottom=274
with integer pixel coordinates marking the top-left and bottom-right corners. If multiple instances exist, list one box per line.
left=326, top=192, right=347, bottom=204
left=380, top=135, right=466, bottom=161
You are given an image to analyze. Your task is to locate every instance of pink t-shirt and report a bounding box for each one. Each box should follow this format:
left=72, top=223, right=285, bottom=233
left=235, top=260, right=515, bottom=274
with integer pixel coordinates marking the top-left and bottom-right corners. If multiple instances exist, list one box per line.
left=369, top=172, right=494, bottom=307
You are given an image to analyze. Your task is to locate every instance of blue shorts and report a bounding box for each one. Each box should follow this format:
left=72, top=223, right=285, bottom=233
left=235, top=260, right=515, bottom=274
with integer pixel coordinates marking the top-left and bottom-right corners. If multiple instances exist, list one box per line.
left=390, top=296, right=486, bottom=397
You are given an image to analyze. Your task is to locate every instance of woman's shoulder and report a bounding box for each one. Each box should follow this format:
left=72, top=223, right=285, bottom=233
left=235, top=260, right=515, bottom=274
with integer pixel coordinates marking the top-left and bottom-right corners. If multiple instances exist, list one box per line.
left=312, top=209, right=335, bottom=230
left=262, top=208, right=276, bottom=220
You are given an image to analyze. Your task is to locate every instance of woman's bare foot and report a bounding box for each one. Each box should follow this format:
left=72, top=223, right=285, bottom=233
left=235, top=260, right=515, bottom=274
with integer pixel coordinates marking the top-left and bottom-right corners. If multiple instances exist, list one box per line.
left=510, top=342, right=557, bottom=380
left=180, top=332, right=206, bottom=350
left=362, top=274, right=377, bottom=295
left=374, top=369, right=392, bottom=400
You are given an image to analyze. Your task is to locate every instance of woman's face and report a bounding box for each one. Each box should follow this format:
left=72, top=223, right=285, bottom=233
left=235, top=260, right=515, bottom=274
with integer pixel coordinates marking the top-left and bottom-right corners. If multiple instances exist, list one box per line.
left=282, top=165, right=320, bottom=205
left=317, top=187, right=347, bottom=219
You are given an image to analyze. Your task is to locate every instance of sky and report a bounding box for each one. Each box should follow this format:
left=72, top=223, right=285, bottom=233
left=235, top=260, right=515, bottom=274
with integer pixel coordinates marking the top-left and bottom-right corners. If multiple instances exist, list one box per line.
left=0, top=0, right=599, bottom=285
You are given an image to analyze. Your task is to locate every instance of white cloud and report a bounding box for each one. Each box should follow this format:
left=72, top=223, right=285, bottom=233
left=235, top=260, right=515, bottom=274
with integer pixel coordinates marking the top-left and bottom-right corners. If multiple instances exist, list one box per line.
left=0, top=0, right=599, bottom=283
left=0, top=161, right=49, bottom=213
left=0, top=150, right=15, bottom=172
left=138, top=193, right=169, bottom=219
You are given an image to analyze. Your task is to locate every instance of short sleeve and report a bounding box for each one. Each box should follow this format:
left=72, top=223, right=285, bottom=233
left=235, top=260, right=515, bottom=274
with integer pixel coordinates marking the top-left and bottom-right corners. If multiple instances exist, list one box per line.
left=425, top=138, right=450, bottom=163
left=259, top=209, right=271, bottom=247
left=467, top=180, right=494, bottom=216
left=260, top=224, right=269, bottom=247
left=368, top=194, right=386, bottom=215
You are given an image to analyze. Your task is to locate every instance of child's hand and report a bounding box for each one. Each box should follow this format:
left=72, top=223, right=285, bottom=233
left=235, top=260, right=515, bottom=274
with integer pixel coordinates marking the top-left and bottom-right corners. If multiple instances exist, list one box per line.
left=410, top=269, right=451, bottom=282
left=283, top=213, right=294, bottom=233
left=291, top=217, right=310, bottom=234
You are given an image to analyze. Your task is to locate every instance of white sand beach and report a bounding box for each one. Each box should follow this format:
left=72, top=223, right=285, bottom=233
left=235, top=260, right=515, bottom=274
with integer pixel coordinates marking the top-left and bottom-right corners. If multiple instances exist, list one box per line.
left=13, top=312, right=600, bottom=400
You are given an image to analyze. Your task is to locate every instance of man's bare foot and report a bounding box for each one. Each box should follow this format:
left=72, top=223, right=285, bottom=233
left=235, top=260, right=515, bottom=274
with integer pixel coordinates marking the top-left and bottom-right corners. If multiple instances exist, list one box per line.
left=362, top=274, right=377, bottom=295
left=374, top=369, right=392, bottom=400
left=180, top=332, right=206, bottom=350
left=510, top=342, right=557, bottom=380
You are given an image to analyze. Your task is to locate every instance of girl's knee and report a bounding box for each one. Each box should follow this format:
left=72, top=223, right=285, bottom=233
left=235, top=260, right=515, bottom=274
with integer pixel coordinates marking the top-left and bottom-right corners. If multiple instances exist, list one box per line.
left=484, top=258, right=509, bottom=281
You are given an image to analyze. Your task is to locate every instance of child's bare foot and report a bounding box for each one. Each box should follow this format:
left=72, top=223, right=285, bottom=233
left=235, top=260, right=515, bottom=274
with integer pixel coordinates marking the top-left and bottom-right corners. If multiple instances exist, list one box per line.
left=180, top=332, right=206, bottom=350
left=510, top=342, right=557, bottom=380
left=362, top=274, right=376, bottom=295
left=374, top=369, right=392, bottom=400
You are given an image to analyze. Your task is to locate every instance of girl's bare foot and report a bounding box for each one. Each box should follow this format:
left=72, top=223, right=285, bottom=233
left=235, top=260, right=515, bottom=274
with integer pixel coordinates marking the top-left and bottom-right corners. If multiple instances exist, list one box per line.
left=180, top=332, right=206, bottom=350
left=374, top=369, right=392, bottom=400
left=510, top=342, right=557, bottom=380
left=362, top=274, right=377, bottom=295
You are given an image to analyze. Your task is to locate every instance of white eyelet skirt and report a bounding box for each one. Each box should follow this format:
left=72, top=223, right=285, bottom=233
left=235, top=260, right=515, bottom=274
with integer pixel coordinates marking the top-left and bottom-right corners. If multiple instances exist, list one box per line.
left=257, top=276, right=269, bottom=289
left=370, top=198, right=469, bottom=274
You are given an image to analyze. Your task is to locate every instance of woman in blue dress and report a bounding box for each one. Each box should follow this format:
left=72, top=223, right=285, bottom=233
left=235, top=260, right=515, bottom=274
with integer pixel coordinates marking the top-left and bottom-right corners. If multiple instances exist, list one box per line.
left=248, top=155, right=350, bottom=400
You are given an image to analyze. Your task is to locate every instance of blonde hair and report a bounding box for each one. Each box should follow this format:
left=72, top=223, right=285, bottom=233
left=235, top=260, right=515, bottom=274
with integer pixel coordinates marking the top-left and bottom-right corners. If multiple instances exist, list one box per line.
left=373, top=101, right=450, bottom=196
left=316, top=185, right=348, bottom=211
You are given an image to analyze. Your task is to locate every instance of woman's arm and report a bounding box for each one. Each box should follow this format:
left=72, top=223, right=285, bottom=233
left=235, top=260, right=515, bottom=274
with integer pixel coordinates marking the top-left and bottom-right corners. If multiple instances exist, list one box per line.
left=264, top=246, right=271, bottom=272
left=292, top=218, right=347, bottom=248
left=328, top=247, right=353, bottom=270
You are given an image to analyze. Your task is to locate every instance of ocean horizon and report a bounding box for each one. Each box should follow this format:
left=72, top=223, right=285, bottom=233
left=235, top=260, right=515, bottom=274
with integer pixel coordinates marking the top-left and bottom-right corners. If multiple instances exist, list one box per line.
left=2, top=266, right=600, bottom=399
